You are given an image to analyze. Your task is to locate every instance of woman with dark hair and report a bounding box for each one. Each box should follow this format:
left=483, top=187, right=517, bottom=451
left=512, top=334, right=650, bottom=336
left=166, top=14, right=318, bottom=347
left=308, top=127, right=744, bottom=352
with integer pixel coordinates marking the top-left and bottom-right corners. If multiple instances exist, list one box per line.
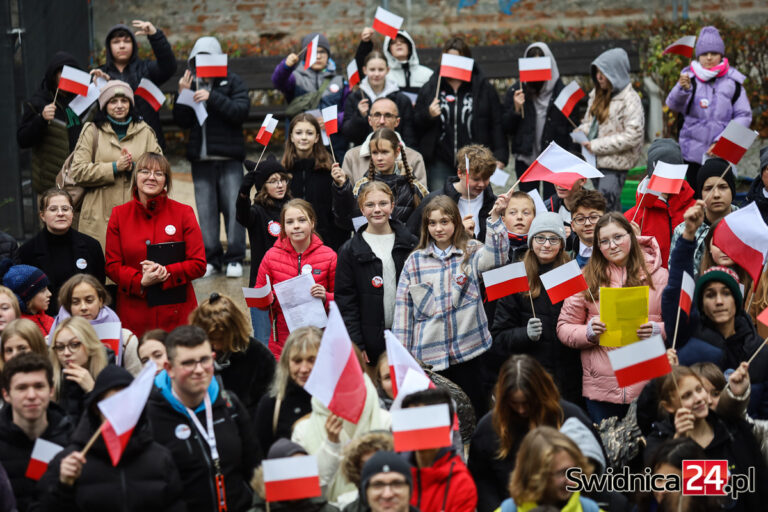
left=69, top=80, right=161, bottom=252
left=467, top=355, right=602, bottom=512
left=16, top=189, right=105, bottom=315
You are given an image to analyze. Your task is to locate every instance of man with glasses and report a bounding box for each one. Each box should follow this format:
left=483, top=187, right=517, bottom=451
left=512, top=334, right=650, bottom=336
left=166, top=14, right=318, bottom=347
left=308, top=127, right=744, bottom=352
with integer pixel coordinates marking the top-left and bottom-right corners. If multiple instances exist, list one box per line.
left=360, top=451, right=420, bottom=512
left=147, top=325, right=260, bottom=512
left=342, top=97, right=427, bottom=186
left=569, top=190, right=607, bottom=268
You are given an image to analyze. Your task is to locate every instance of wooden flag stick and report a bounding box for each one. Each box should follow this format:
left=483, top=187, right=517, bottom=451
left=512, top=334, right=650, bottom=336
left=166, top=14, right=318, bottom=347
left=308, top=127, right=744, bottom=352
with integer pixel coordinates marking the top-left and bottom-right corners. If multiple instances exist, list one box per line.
left=254, top=145, right=268, bottom=169
left=528, top=289, right=536, bottom=319
left=671, top=304, right=682, bottom=350
left=630, top=192, right=646, bottom=224
left=747, top=337, right=768, bottom=366
left=434, top=75, right=442, bottom=100
left=81, top=421, right=105, bottom=457
left=564, top=113, right=578, bottom=130
left=640, top=211, right=646, bottom=233
left=587, top=288, right=599, bottom=309
left=48, top=88, right=60, bottom=125
left=506, top=176, right=523, bottom=196
left=297, top=44, right=308, bottom=60
left=702, top=163, right=732, bottom=204
left=328, top=140, right=337, bottom=164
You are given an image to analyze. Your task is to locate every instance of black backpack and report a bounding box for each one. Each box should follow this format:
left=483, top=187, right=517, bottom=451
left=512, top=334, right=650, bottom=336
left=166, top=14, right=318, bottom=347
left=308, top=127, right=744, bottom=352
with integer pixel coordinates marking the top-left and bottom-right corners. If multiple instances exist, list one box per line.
left=673, top=79, right=742, bottom=138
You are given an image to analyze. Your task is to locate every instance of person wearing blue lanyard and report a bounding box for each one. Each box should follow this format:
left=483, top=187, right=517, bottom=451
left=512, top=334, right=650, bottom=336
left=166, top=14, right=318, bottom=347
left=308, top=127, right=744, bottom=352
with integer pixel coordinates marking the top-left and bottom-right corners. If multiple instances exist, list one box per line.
left=147, top=325, right=261, bottom=512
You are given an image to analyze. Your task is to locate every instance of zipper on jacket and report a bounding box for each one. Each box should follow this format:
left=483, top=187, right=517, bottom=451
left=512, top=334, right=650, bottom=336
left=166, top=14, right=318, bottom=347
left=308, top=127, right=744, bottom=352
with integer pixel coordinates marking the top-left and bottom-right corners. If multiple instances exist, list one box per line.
left=297, top=254, right=302, bottom=276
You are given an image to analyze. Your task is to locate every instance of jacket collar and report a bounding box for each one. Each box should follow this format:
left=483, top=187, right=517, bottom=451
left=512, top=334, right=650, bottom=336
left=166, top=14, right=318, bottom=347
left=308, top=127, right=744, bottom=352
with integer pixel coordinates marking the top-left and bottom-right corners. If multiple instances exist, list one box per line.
left=349, top=220, right=414, bottom=259
left=132, top=190, right=169, bottom=216
left=154, top=369, right=220, bottom=416
left=277, top=233, right=324, bottom=257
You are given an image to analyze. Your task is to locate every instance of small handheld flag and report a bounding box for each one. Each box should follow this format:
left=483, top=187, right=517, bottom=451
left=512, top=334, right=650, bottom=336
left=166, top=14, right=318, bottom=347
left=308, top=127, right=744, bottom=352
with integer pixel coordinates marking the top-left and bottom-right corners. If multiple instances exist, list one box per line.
left=135, top=78, right=166, bottom=111
left=608, top=335, right=671, bottom=388
left=553, top=81, right=585, bottom=119
left=58, top=66, right=91, bottom=96
left=372, top=6, right=403, bottom=39
left=263, top=455, right=322, bottom=502
left=663, top=36, right=696, bottom=59
left=518, top=142, right=604, bottom=189
left=540, top=260, right=588, bottom=304
left=347, top=60, right=360, bottom=88
left=25, top=439, right=64, bottom=481
left=304, top=35, right=319, bottom=70
left=255, top=115, right=278, bottom=146
left=519, top=57, right=552, bottom=82
left=711, top=121, right=758, bottom=165
left=244, top=276, right=273, bottom=308
left=391, top=404, right=452, bottom=452
left=195, top=54, right=228, bottom=78
left=439, top=54, right=474, bottom=82
left=321, top=105, right=338, bottom=136
left=482, top=262, right=529, bottom=301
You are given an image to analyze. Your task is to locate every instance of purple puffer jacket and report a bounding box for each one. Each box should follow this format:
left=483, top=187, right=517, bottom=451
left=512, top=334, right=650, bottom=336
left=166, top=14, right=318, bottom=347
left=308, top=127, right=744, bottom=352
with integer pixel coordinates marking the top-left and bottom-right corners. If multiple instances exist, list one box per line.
left=666, top=66, right=751, bottom=163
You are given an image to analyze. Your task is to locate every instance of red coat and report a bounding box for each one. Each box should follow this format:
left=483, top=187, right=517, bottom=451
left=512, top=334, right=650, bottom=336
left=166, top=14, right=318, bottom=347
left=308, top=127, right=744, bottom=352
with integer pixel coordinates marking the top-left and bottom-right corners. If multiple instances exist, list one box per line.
left=410, top=450, right=478, bottom=512
left=105, top=192, right=206, bottom=338
left=255, top=234, right=336, bottom=359
left=624, top=180, right=696, bottom=268
left=23, top=311, right=54, bottom=337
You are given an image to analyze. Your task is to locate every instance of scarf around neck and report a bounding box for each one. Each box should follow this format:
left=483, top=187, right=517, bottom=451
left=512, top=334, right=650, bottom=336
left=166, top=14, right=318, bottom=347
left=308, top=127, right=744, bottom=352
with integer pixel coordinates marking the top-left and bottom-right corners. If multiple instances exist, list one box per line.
left=691, top=58, right=729, bottom=82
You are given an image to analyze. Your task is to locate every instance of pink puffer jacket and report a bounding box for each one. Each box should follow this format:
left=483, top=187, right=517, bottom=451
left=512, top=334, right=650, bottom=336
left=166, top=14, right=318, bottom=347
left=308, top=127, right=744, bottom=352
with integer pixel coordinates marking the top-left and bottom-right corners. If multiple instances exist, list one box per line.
left=556, top=236, right=669, bottom=404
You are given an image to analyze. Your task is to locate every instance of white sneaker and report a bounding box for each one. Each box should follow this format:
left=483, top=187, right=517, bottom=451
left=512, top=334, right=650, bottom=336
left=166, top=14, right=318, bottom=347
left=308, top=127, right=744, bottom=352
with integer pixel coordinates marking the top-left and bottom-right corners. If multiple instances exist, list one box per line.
left=204, top=264, right=216, bottom=278
left=226, top=262, right=243, bottom=278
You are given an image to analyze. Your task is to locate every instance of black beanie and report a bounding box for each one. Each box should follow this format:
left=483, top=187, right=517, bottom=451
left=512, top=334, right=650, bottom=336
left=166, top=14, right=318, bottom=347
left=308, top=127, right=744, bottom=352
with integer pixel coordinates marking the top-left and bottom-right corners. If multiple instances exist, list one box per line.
left=360, top=451, right=412, bottom=505
left=647, top=138, right=683, bottom=173
left=267, top=438, right=308, bottom=459
left=244, top=154, right=288, bottom=190
left=695, top=158, right=735, bottom=200
left=85, top=365, right=133, bottom=412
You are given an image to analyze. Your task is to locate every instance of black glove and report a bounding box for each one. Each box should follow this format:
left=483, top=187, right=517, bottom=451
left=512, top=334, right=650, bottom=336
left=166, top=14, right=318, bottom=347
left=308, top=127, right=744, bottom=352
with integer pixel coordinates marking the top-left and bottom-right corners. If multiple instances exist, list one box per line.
left=240, top=169, right=260, bottom=195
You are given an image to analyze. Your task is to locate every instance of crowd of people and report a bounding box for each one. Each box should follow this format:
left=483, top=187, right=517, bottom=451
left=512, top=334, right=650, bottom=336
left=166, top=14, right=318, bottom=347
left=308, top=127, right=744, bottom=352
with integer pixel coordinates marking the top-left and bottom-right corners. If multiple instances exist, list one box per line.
left=3, top=17, right=767, bottom=512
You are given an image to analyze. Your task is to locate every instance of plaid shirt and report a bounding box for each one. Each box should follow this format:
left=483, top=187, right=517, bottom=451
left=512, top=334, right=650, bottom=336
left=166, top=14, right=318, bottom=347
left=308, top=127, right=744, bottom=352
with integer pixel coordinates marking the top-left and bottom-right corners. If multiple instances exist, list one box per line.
left=392, top=217, right=509, bottom=370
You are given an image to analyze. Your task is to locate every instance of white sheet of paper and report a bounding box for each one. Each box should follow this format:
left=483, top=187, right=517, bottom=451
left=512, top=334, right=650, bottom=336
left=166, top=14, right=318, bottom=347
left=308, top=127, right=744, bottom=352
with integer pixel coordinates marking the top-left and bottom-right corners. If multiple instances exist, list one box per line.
left=305, top=108, right=331, bottom=146
left=352, top=216, right=367, bottom=232
left=177, top=89, right=208, bottom=125
left=273, top=273, right=327, bottom=331
left=527, top=189, right=548, bottom=217
left=490, top=167, right=510, bottom=187
left=581, top=145, right=597, bottom=168
left=570, top=131, right=589, bottom=144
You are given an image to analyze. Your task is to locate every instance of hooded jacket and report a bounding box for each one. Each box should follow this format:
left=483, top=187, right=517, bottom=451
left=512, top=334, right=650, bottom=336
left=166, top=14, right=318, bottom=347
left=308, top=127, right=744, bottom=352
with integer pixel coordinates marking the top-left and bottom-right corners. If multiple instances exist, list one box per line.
left=17, top=52, right=88, bottom=193
left=98, top=24, right=177, bottom=150
left=253, top=379, right=313, bottom=456
left=557, top=236, right=668, bottom=404
left=216, top=338, right=276, bottom=420
left=356, top=31, right=434, bottom=96
left=576, top=48, right=644, bottom=171
left=236, top=194, right=289, bottom=287
left=342, top=77, right=417, bottom=148
left=173, top=37, right=250, bottom=162
left=409, top=448, right=477, bottom=512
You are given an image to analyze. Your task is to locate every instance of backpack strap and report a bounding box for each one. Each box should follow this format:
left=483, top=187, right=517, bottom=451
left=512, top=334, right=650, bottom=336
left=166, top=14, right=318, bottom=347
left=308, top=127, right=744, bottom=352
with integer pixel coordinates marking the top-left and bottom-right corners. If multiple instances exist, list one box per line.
left=731, top=82, right=741, bottom=105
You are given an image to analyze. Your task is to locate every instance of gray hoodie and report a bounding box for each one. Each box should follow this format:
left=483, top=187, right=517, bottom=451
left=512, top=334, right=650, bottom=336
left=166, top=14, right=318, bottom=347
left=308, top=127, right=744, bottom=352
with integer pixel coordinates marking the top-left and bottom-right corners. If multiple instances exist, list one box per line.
left=188, top=37, right=224, bottom=160
left=591, top=48, right=630, bottom=93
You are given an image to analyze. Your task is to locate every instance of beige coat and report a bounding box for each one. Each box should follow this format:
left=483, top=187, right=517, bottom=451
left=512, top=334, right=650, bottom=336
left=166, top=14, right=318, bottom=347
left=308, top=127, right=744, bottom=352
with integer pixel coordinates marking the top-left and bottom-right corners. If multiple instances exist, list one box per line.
left=577, top=83, right=644, bottom=171
left=70, top=121, right=162, bottom=251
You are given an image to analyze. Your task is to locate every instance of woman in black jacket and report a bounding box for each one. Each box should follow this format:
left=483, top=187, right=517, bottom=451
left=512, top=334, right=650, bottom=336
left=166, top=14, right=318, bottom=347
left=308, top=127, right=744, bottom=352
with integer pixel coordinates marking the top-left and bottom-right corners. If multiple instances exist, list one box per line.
left=16, top=189, right=105, bottom=316
left=491, top=212, right=582, bottom=404
left=36, top=366, right=186, bottom=512
left=334, top=182, right=418, bottom=364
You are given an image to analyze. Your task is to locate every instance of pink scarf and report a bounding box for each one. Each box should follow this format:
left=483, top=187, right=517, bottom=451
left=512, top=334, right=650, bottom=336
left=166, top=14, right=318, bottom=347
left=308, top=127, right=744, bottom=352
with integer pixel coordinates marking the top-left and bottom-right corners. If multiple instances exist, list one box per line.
left=691, top=58, right=729, bottom=82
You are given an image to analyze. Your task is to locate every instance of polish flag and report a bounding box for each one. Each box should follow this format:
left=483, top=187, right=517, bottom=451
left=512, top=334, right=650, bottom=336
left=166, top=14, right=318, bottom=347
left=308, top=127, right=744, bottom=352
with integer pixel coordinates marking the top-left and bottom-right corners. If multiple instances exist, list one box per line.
left=263, top=455, right=322, bottom=502
left=482, top=261, right=529, bottom=301
left=256, top=115, right=279, bottom=146
left=540, top=260, right=588, bottom=304
left=243, top=276, right=272, bottom=308
left=98, top=361, right=157, bottom=465
left=304, top=302, right=366, bottom=423
left=304, top=35, right=319, bottom=70
left=195, top=54, right=228, bottom=78
left=635, top=177, right=663, bottom=209
left=321, top=105, right=338, bottom=135
left=554, top=81, right=585, bottom=118
left=713, top=203, right=768, bottom=288
left=135, top=78, right=166, bottom=111
left=92, top=322, right=122, bottom=366
left=391, top=403, right=452, bottom=452
left=663, top=36, right=696, bottom=59
left=648, top=161, right=688, bottom=195
left=347, top=60, right=360, bottom=88
left=25, top=438, right=64, bottom=480
left=58, top=65, right=91, bottom=96
left=520, top=142, right=604, bottom=189
left=680, top=271, right=694, bottom=315
left=609, top=335, right=671, bottom=387
left=385, top=330, right=432, bottom=398
left=439, top=54, right=474, bottom=82
left=711, top=121, right=758, bottom=165
left=372, top=6, right=403, bottom=39
left=519, top=56, right=552, bottom=82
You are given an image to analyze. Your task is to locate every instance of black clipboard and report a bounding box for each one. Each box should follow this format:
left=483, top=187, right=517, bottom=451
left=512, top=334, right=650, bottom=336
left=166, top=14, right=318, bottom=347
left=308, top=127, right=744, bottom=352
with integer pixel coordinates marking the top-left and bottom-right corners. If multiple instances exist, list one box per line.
left=146, top=241, right=187, bottom=307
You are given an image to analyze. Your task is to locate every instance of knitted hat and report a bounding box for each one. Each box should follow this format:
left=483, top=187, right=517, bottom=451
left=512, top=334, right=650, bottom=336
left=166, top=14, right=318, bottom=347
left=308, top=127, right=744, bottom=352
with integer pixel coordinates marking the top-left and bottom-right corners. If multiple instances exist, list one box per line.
left=267, top=438, right=308, bottom=459
left=694, top=265, right=742, bottom=314
left=85, top=365, right=133, bottom=411
left=527, top=212, right=567, bottom=248
left=98, top=80, right=134, bottom=110
left=301, top=33, right=331, bottom=58
left=647, top=138, right=683, bottom=174
left=244, top=154, right=288, bottom=190
left=695, top=158, right=735, bottom=200
left=360, top=451, right=412, bottom=505
left=0, top=260, right=50, bottom=314
left=760, top=146, right=768, bottom=173
left=695, top=26, right=725, bottom=57
left=560, top=417, right=606, bottom=473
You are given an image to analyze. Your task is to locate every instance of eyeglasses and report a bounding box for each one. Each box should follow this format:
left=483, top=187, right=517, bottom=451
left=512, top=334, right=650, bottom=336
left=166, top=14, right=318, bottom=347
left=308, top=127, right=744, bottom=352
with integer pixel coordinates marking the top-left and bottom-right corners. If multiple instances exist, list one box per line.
left=598, top=233, right=629, bottom=248
left=53, top=341, right=83, bottom=353
left=265, top=178, right=287, bottom=186
left=368, top=480, right=409, bottom=491
left=178, top=355, right=214, bottom=371
left=369, top=113, right=398, bottom=120
left=46, top=205, right=73, bottom=214
left=532, top=235, right=562, bottom=246
left=137, top=169, right=166, bottom=179
left=572, top=214, right=602, bottom=226
left=362, top=201, right=392, bottom=210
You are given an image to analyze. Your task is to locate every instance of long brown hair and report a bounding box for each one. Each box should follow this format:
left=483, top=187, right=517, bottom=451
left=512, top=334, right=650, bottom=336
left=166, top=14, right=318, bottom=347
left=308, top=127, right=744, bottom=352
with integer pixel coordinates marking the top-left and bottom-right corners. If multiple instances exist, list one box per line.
left=492, top=355, right=563, bottom=459
left=583, top=212, right=654, bottom=299
left=189, top=294, right=251, bottom=354
left=523, top=246, right=570, bottom=300
left=416, top=195, right=472, bottom=268
left=281, top=113, right=333, bottom=171
left=588, top=69, right=613, bottom=123
left=254, top=172, right=293, bottom=209
left=366, top=128, right=422, bottom=207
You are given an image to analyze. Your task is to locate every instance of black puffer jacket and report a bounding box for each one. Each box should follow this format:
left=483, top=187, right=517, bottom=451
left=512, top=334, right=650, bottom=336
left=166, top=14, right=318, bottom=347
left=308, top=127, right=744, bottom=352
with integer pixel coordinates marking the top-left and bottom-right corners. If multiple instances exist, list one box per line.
left=744, top=176, right=768, bottom=225
left=0, top=231, right=17, bottom=262
left=253, top=379, right=312, bottom=454
left=98, top=24, right=177, bottom=149
left=342, top=87, right=417, bottom=148
left=0, top=403, right=73, bottom=512
left=335, top=221, right=418, bottom=361
left=236, top=195, right=287, bottom=287
left=217, top=338, right=276, bottom=421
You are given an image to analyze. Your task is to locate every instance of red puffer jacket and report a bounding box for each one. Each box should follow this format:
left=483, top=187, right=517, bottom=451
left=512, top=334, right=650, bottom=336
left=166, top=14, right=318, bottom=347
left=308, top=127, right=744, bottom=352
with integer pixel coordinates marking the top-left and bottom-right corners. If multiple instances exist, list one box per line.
left=410, top=449, right=478, bottom=512
left=255, top=234, right=337, bottom=358
left=105, top=192, right=206, bottom=337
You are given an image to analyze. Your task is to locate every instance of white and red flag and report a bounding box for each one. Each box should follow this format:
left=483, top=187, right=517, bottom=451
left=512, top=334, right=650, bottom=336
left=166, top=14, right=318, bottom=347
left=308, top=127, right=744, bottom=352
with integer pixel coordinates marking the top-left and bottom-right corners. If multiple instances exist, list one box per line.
left=256, top=114, right=278, bottom=146
left=25, top=438, right=64, bottom=481
left=304, top=35, right=319, bottom=70
left=391, top=403, right=452, bottom=452
left=608, top=335, right=671, bottom=388
left=58, top=65, right=91, bottom=96
left=304, top=302, right=366, bottom=423
left=711, top=121, right=758, bottom=165
left=347, top=60, right=360, bottom=88
left=482, top=262, right=529, bottom=301
left=321, top=105, right=338, bottom=135
left=372, top=6, right=403, bottom=39
left=98, top=361, right=157, bottom=465
left=385, top=330, right=432, bottom=398
left=713, top=203, right=768, bottom=288
left=519, top=142, right=604, bottom=189
left=195, top=54, right=228, bottom=78
left=648, top=162, right=688, bottom=195
left=635, top=176, right=663, bottom=209
left=439, top=54, right=474, bottom=82
left=135, top=78, right=166, bottom=111
left=540, top=260, right=588, bottom=304
left=663, top=36, right=696, bottom=59
left=92, top=322, right=122, bottom=365
left=680, top=271, right=694, bottom=315
left=243, top=276, right=272, bottom=309
left=518, top=56, right=552, bottom=82
left=263, top=455, right=322, bottom=502
left=554, top=81, right=585, bottom=118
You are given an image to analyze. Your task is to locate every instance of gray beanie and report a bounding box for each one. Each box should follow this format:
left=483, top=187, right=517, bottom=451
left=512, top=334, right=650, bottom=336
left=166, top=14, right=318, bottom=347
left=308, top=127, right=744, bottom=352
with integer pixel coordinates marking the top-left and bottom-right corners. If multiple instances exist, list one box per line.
left=560, top=417, right=606, bottom=473
left=647, top=138, right=683, bottom=174
left=301, top=33, right=331, bottom=58
left=760, top=146, right=768, bottom=173
left=527, top=212, right=566, bottom=248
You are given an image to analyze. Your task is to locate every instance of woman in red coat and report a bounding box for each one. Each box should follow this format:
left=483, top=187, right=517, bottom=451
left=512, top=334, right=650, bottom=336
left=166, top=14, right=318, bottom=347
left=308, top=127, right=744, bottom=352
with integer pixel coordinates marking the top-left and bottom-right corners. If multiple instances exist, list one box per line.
left=105, top=153, right=206, bottom=337
left=255, top=199, right=337, bottom=359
